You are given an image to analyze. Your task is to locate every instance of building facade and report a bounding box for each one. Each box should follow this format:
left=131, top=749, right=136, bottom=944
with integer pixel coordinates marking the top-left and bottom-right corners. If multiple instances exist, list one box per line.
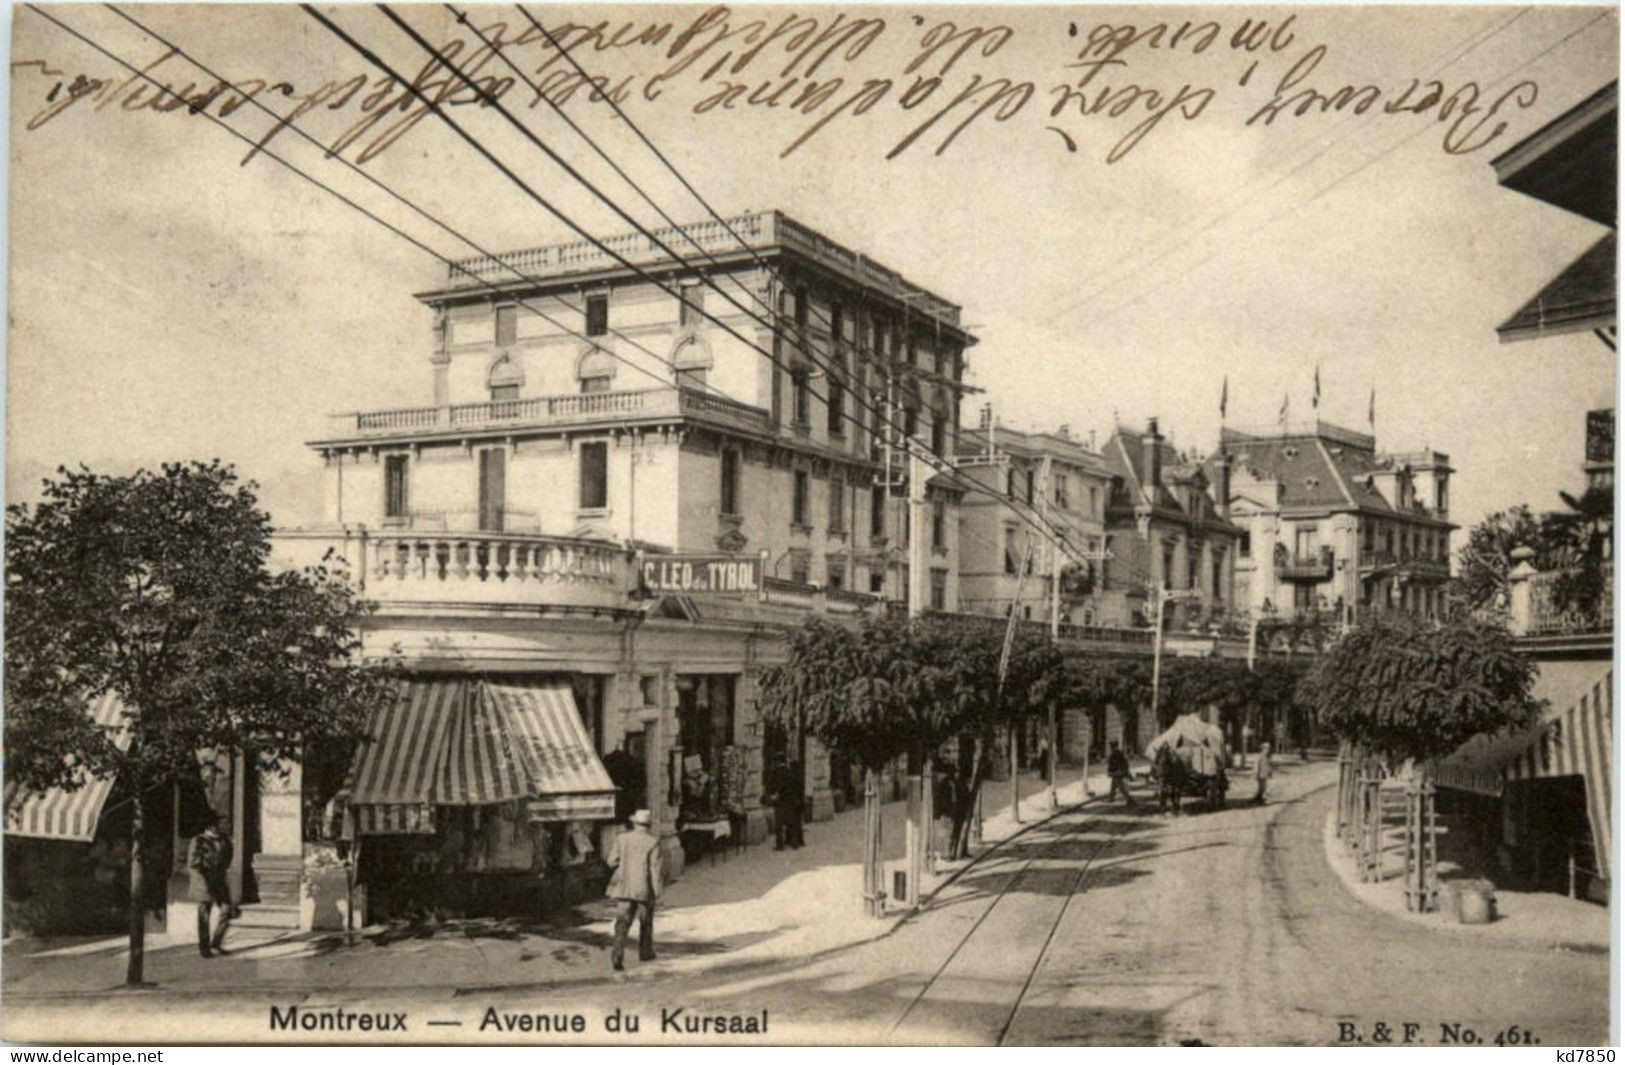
left=1219, top=421, right=1455, bottom=623
left=954, top=415, right=1112, bottom=627
left=1099, top=419, right=1244, bottom=631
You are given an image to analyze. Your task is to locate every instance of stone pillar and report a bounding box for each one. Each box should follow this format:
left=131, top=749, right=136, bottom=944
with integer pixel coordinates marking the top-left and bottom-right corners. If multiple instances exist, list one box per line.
left=655, top=669, right=685, bottom=880
left=255, top=762, right=303, bottom=921
left=736, top=669, right=769, bottom=845
left=805, top=737, right=835, bottom=822
left=1508, top=548, right=1538, bottom=636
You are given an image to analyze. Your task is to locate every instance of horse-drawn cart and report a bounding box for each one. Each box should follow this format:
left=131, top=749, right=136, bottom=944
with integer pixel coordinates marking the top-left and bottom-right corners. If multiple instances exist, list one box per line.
left=1145, top=714, right=1229, bottom=813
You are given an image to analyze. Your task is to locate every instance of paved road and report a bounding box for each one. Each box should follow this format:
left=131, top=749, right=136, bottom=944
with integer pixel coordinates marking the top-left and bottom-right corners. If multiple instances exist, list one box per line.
left=6, top=764, right=1610, bottom=1045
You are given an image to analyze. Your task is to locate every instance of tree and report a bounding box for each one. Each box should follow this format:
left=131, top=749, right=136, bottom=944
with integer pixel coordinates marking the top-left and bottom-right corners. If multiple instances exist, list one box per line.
left=1300, top=612, right=1541, bottom=772
left=1542, top=484, right=1613, bottom=621
left=5, top=462, right=391, bottom=985
left=1452, top=505, right=1545, bottom=616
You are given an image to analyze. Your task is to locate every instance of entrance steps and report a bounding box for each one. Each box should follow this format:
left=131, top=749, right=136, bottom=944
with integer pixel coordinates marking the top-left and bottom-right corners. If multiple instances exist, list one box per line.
left=234, top=902, right=300, bottom=930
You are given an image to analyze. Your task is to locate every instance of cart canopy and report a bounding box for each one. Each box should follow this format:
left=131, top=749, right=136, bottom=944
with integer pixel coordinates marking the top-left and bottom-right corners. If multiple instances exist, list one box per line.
left=1144, top=713, right=1226, bottom=760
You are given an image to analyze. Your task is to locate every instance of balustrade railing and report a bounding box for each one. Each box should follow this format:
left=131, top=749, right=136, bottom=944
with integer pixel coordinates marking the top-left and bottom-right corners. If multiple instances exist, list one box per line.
left=328, top=386, right=769, bottom=439
left=1525, top=564, right=1614, bottom=636
left=371, top=532, right=626, bottom=589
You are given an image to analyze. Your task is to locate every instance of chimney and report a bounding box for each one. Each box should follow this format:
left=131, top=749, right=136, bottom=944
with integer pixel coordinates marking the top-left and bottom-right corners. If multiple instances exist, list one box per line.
left=979, top=403, right=993, bottom=430
left=1144, top=417, right=1163, bottom=488
left=1057, top=423, right=1072, bottom=440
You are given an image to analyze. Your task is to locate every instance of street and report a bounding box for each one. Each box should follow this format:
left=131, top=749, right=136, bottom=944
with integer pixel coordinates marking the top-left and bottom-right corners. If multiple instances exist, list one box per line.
left=5, top=763, right=1608, bottom=1045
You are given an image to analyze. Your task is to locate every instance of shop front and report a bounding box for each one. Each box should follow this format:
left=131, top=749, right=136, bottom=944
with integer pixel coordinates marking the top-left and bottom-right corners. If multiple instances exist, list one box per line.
left=337, top=675, right=618, bottom=922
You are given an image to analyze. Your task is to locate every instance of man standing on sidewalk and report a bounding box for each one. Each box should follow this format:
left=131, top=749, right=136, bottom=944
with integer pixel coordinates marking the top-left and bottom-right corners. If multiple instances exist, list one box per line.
left=1253, top=742, right=1273, bottom=805
left=605, top=809, right=662, bottom=971
left=1107, top=741, right=1136, bottom=807
left=189, top=816, right=234, bottom=958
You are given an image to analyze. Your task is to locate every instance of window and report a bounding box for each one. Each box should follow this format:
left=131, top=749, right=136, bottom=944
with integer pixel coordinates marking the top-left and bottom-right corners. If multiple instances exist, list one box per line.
left=1238, top=530, right=1251, bottom=558
left=1007, top=468, right=1019, bottom=499
left=676, top=367, right=707, bottom=391
left=792, top=368, right=811, bottom=426
left=720, top=448, right=740, bottom=516
left=578, top=348, right=615, bottom=394
left=1088, top=485, right=1099, bottom=517
left=871, top=484, right=886, bottom=539
left=929, top=569, right=947, bottom=611
left=678, top=284, right=700, bottom=328
left=794, top=287, right=808, bottom=329
left=1054, top=473, right=1070, bottom=510
left=579, top=441, right=608, bottom=510
left=1162, top=544, right=1175, bottom=589
left=870, top=571, right=884, bottom=594
left=1294, top=528, right=1317, bottom=558
left=1212, top=551, right=1224, bottom=599
left=931, top=415, right=947, bottom=457
left=931, top=500, right=946, bottom=550
left=1004, top=528, right=1019, bottom=576
left=489, top=384, right=519, bottom=402
left=384, top=454, right=409, bottom=520
left=479, top=448, right=506, bottom=532
left=827, top=563, right=845, bottom=592
left=581, top=375, right=612, bottom=394
left=495, top=304, right=517, bottom=347
left=828, top=479, right=845, bottom=532
left=831, top=303, right=844, bottom=344
left=827, top=368, right=845, bottom=434
left=903, top=406, right=918, bottom=440
left=1294, top=583, right=1313, bottom=611
left=1187, top=551, right=1199, bottom=590
left=789, top=553, right=810, bottom=585
left=585, top=294, right=609, bottom=337
left=793, top=470, right=810, bottom=527
left=1025, top=470, right=1036, bottom=506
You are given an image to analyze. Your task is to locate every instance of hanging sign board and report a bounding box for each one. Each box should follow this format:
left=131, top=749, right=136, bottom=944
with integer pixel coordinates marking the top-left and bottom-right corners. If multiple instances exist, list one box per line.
left=639, top=553, right=763, bottom=594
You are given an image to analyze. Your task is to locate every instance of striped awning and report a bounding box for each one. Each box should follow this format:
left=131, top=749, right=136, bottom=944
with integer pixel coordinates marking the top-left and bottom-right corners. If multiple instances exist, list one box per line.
left=4, top=692, right=131, bottom=842
left=446, top=682, right=616, bottom=821
left=1505, top=670, right=1613, bottom=874
left=347, top=678, right=461, bottom=835
left=1437, top=667, right=1613, bottom=873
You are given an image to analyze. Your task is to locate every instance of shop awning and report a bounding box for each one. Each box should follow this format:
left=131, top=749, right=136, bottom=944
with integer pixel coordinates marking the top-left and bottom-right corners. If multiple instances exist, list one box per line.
left=4, top=691, right=131, bottom=842
left=347, top=678, right=461, bottom=835
left=440, top=682, right=616, bottom=821
left=1436, top=666, right=1613, bottom=871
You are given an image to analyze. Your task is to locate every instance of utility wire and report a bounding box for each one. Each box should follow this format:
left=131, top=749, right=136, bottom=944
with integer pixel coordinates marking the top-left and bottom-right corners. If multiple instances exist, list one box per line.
left=1082, top=8, right=1612, bottom=333
left=1055, top=5, right=1534, bottom=324
left=49, top=3, right=1091, bottom=579
left=309, top=4, right=1099, bottom=565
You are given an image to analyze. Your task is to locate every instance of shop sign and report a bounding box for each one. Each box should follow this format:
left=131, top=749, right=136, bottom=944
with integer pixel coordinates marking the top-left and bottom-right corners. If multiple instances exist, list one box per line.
left=639, top=553, right=763, bottom=594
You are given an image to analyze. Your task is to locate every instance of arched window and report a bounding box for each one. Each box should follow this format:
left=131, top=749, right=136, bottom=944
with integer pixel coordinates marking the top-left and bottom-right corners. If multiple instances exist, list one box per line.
left=487, top=353, right=525, bottom=401
left=577, top=347, right=617, bottom=394
left=672, top=335, right=713, bottom=392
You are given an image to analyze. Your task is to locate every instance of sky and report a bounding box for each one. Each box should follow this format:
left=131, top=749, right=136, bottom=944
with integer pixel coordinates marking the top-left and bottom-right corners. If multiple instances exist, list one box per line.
left=6, top=3, right=1618, bottom=537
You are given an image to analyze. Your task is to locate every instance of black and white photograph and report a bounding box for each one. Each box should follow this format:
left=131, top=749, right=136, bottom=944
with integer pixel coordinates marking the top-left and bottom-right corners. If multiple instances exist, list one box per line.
left=0, top=2, right=1617, bottom=1046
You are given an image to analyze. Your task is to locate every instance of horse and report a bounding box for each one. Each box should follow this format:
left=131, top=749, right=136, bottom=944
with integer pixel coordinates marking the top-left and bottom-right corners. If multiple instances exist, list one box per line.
left=1152, top=744, right=1193, bottom=816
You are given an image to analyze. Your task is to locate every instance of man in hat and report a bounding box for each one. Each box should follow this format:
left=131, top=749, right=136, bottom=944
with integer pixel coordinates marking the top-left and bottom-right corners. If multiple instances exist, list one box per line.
left=604, top=809, right=662, bottom=971
left=1106, top=741, right=1136, bottom=808
left=188, top=814, right=234, bottom=958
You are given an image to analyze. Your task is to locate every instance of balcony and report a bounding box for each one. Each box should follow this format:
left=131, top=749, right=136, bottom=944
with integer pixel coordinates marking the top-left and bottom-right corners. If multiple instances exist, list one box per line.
left=317, top=387, right=772, bottom=445
left=1523, top=563, right=1614, bottom=638
left=271, top=528, right=635, bottom=613
left=1276, top=547, right=1334, bottom=582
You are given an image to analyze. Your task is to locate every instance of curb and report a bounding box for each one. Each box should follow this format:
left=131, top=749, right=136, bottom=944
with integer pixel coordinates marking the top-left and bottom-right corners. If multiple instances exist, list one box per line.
left=1317, top=805, right=1608, bottom=956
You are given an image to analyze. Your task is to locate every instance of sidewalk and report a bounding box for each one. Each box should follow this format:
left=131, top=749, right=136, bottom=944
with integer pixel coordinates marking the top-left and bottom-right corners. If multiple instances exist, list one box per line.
left=1320, top=805, right=1609, bottom=954
left=2, top=765, right=1122, bottom=999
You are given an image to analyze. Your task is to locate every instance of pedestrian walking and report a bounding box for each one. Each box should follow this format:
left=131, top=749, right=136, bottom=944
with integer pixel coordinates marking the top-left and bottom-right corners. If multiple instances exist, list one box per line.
left=1253, top=742, right=1273, bottom=805
left=1107, top=741, right=1136, bottom=807
left=780, top=757, right=806, bottom=849
left=188, top=816, right=234, bottom=958
left=605, top=809, right=662, bottom=971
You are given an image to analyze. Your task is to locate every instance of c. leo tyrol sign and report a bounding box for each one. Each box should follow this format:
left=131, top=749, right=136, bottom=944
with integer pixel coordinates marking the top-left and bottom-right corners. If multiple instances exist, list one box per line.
left=638, top=553, right=764, bottom=595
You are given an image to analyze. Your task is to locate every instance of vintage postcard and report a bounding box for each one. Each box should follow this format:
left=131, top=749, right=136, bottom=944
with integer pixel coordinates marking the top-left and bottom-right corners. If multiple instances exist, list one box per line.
left=2, top=1, right=1617, bottom=1048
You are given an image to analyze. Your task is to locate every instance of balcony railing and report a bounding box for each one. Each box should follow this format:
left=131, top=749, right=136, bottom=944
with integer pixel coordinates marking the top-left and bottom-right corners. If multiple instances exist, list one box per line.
left=323, top=386, right=771, bottom=441
left=1524, top=564, right=1614, bottom=637
left=1277, top=548, right=1334, bottom=581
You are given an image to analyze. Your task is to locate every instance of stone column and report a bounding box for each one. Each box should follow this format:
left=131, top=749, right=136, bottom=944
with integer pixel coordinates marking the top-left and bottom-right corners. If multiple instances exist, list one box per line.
left=254, top=761, right=303, bottom=923
left=655, top=669, right=685, bottom=880
left=736, top=669, right=769, bottom=845
left=1508, top=547, right=1538, bottom=637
